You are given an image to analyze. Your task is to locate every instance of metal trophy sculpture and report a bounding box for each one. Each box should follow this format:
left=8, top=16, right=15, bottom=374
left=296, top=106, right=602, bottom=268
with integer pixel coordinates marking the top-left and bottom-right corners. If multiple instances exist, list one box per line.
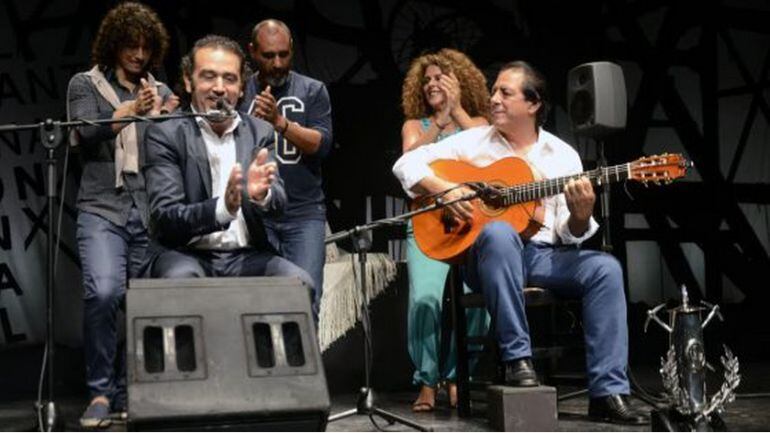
left=645, top=285, right=740, bottom=431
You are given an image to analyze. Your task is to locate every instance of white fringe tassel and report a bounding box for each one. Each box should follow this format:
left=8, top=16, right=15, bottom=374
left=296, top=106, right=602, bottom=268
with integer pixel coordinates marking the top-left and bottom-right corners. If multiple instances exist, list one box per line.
left=318, top=252, right=397, bottom=352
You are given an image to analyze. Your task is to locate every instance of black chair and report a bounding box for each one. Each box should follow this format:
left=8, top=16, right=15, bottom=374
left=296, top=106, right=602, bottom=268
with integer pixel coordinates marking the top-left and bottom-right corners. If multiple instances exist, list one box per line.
left=447, top=264, right=581, bottom=417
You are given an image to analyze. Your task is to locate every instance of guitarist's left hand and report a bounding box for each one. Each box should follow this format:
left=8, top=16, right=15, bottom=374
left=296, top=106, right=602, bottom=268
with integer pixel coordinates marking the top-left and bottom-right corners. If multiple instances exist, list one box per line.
left=564, top=177, right=595, bottom=236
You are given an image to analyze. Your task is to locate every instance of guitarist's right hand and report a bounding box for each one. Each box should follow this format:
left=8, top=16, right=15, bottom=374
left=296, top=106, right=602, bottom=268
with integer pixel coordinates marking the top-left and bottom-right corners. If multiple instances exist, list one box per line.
left=442, top=184, right=476, bottom=224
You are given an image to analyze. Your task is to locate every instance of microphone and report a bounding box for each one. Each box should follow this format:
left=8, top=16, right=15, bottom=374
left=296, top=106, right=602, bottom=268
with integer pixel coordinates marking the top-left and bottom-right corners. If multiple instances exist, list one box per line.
left=216, top=98, right=234, bottom=116
left=466, top=182, right=504, bottom=207
left=204, top=98, right=236, bottom=122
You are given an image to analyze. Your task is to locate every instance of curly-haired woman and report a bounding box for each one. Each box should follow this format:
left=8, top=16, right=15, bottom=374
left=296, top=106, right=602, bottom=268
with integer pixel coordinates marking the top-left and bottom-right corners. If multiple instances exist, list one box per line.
left=401, top=48, right=490, bottom=412
left=66, top=2, right=177, bottom=427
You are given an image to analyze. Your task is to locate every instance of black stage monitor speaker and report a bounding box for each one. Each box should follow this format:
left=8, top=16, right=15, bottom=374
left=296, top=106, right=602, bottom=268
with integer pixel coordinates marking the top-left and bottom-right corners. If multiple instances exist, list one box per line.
left=126, top=277, right=330, bottom=431
left=567, top=61, right=627, bottom=138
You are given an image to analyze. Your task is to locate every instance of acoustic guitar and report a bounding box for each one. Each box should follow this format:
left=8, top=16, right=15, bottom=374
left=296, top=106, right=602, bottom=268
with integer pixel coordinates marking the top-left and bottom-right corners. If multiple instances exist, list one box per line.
left=411, top=153, right=690, bottom=262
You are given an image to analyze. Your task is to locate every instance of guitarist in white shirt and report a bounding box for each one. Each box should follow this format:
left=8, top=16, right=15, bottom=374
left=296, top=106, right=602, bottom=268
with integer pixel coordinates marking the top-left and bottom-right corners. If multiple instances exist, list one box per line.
left=392, top=61, right=648, bottom=425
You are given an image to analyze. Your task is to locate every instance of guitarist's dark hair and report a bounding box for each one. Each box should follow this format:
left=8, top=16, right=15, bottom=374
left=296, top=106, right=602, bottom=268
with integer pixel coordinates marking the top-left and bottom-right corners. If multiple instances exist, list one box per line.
left=500, top=61, right=550, bottom=127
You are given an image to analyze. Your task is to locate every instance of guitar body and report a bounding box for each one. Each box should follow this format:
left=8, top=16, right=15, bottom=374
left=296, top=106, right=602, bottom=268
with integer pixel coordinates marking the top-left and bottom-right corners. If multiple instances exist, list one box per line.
left=412, top=157, right=544, bottom=263
left=409, top=152, right=689, bottom=263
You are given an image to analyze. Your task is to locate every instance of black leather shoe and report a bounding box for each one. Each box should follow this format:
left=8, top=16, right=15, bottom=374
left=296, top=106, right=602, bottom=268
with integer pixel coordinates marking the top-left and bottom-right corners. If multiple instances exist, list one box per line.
left=588, top=394, right=649, bottom=425
left=503, top=358, right=539, bottom=387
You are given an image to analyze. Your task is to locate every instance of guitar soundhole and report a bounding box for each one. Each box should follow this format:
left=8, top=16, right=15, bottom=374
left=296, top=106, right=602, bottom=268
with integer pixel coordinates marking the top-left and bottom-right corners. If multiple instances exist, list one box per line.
left=479, top=201, right=505, bottom=215
left=478, top=180, right=508, bottom=216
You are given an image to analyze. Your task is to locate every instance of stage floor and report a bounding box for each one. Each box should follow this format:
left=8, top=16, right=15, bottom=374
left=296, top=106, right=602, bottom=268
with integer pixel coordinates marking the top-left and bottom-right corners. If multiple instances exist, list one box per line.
left=1, top=389, right=768, bottom=431
left=324, top=392, right=770, bottom=432
left=2, top=343, right=770, bottom=431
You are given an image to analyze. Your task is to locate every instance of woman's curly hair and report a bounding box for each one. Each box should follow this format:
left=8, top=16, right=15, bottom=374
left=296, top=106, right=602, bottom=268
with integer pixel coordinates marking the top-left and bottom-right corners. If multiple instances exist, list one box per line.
left=401, top=48, right=490, bottom=120
left=91, top=2, right=169, bottom=71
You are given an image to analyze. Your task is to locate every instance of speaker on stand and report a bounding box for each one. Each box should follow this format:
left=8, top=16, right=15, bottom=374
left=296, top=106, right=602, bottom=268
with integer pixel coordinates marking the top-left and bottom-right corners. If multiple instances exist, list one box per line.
left=567, top=61, right=627, bottom=251
left=567, top=62, right=663, bottom=409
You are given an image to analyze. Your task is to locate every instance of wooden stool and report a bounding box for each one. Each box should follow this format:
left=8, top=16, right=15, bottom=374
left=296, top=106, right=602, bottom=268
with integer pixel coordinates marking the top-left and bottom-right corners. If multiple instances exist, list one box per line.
left=448, top=265, right=572, bottom=417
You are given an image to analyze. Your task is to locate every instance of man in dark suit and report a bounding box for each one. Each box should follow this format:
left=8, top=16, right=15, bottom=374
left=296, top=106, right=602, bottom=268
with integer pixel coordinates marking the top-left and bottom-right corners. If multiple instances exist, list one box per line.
left=143, top=34, right=312, bottom=287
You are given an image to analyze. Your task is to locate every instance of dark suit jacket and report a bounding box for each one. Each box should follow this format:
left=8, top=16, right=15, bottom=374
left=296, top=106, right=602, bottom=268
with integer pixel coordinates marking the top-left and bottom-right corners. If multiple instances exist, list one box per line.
left=143, top=114, right=286, bottom=256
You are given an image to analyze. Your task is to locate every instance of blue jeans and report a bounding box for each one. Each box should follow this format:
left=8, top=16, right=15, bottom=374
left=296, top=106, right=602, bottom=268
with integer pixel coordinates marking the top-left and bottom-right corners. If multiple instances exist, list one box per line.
left=78, top=207, right=148, bottom=404
left=265, top=217, right=326, bottom=319
left=150, top=248, right=315, bottom=318
left=150, top=248, right=313, bottom=285
left=463, top=221, right=630, bottom=397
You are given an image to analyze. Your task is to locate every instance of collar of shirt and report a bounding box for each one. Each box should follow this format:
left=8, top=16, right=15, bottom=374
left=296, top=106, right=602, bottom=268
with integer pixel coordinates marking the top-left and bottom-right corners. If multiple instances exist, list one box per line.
left=103, top=67, right=117, bottom=83
left=489, top=127, right=561, bottom=174
left=530, top=128, right=557, bottom=157
left=102, top=67, right=138, bottom=96
left=489, top=126, right=554, bottom=156
left=107, top=67, right=155, bottom=95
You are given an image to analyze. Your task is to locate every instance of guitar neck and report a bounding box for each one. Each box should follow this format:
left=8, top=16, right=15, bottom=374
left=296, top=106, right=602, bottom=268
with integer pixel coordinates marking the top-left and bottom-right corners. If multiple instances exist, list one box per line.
left=500, top=163, right=631, bottom=205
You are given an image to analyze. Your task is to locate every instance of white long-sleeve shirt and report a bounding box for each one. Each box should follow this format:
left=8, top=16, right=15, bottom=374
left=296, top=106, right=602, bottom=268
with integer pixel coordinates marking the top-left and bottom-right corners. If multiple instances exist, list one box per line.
left=189, top=112, right=270, bottom=250
left=392, top=125, right=599, bottom=245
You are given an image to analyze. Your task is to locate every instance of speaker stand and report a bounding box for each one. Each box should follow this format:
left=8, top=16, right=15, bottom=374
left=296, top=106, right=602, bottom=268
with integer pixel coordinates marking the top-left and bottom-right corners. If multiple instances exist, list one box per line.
left=597, top=140, right=612, bottom=253
left=327, top=230, right=431, bottom=432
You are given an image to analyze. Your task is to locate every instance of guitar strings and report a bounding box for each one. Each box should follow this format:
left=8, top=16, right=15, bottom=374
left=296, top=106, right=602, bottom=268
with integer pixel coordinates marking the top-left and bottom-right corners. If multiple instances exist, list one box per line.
left=498, top=165, right=628, bottom=232
left=428, top=162, right=631, bottom=218
left=499, top=164, right=630, bottom=204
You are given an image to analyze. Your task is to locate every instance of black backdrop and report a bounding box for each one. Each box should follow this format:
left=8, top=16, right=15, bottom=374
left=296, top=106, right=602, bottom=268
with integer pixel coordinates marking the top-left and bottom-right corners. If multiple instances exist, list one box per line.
left=1, top=0, right=769, bottom=393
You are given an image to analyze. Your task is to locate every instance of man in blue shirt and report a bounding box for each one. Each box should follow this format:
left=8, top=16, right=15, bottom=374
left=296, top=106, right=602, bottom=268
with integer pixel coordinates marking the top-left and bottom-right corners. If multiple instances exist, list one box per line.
left=240, top=19, right=333, bottom=319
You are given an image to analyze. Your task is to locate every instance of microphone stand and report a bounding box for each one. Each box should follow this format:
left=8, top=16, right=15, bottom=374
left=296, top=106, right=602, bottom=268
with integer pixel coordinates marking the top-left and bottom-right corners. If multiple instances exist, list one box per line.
left=325, top=191, right=480, bottom=432
left=596, top=139, right=665, bottom=407
left=585, top=137, right=663, bottom=409
left=557, top=139, right=615, bottom=404
left=0, top=110, right=227, bottom=431
left=597, top=139, right=612, bottom=252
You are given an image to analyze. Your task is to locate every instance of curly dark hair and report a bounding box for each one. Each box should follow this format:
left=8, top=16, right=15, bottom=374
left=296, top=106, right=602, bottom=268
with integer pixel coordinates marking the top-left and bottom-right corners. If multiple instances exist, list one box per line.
left=91, top=2, right=169, bottom=71
left=401, top=48, right=489, bottom=120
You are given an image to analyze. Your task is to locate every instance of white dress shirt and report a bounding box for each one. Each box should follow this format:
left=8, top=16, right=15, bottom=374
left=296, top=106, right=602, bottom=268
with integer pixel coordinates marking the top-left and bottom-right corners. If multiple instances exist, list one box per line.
left=392, top=125, right=599, bottom=245
left=189, top=113, right=252, bottom=250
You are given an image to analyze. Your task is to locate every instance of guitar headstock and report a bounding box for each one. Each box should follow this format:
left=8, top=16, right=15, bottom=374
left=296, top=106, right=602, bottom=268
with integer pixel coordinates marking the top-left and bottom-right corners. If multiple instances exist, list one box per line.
left=629, top=153, right=691, bottom=185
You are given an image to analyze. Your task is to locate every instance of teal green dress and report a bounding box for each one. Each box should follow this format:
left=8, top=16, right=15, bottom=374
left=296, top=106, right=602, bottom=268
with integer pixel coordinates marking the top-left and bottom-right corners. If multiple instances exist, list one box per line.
left=406, top=118, right=490, bottom=387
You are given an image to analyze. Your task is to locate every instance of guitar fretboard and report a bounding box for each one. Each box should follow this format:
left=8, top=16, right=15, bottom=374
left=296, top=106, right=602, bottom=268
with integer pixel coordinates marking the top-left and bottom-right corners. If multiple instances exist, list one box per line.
left=499, top=163, right=631, bottom=205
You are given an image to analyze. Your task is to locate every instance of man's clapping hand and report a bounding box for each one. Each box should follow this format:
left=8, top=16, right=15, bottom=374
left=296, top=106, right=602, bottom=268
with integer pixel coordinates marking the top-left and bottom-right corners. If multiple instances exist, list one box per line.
left=224, top=163, right=244, bottom=215
left=247, top=148, right=277, bottom=202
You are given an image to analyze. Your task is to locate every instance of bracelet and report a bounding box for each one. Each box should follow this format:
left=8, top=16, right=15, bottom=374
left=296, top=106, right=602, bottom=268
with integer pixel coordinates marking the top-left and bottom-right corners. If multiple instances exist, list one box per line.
left=279, top=118, right=290, bottom=134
